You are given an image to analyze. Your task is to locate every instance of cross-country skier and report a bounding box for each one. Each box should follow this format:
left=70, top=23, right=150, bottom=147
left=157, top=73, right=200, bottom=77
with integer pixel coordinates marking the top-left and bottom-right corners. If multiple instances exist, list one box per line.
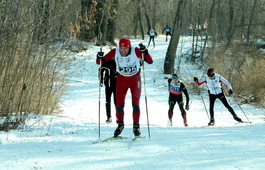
left=194, top=68, right=243, bottom=126
left=168, top=74, right=190, bottom=126
left=162, top=25, right=172, bottom=42
left=98, top=59, right=117, bottom=123
left=96, top=38, right=153, bottom=137
left=147, top=28, right=158, bottom=48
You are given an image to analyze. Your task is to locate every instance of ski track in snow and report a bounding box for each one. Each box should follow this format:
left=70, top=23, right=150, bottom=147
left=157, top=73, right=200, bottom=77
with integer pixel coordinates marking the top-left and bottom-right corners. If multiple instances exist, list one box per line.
left=0, top=35, right=264, bottom=170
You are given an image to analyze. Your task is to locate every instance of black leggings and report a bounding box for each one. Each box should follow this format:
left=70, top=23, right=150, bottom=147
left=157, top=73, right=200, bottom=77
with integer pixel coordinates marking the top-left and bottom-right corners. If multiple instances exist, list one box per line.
left=148, top=36, right=155, bottom=46
left=209, top=93, right=236, bottom=119
left=168, top=95, right=185, bottom=119
left=105, top=80, right=116, bottom=119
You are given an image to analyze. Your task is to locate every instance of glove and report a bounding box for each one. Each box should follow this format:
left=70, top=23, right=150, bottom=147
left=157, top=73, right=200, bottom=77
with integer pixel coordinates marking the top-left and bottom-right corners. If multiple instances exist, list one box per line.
left=228, top=89, right=233, bottom=94
left=138, top=43, right=148, bottom=55
left=97, top=51, right=104, bottom=59
left=194, top=77, right=198, bottom=83
left=185, top=104, right=190, bottom=111
left=139, top=43, right=146, bottom=52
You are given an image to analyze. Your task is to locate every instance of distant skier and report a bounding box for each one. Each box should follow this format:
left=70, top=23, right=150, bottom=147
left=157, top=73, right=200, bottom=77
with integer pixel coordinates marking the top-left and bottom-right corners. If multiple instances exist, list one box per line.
left=168, top=74, right=190, bottom=126
left=202, top=20, right=208, bottom=35
left=162, top=25, right=172, bottom=42
left=147, top=28, right=158, bottom=48
left=98, top=59, right=117, bottom=123
left=194, top=68, right=243, bottom=126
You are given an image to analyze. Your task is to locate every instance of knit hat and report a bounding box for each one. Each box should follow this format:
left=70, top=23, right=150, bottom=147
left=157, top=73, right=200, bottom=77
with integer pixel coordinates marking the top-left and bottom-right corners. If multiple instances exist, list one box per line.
left=119, top=38, right=131, bottom=48
left=207, top=68, right=215, bottom=77
left=172, top=74, right=179, bottom=79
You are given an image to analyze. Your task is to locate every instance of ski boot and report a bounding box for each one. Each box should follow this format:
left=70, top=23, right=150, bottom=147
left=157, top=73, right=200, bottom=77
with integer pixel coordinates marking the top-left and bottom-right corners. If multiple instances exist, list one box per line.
left=168, top=118, right=173, bottom=126
left=114, top=121, right=124, bottom=137
left=133, top=123, right=141, bottom=137
left=233, top=116, right=243, bottom=123
left=106, top=117, right=112, bottom=123
left=208, top=118, right=215, bottom=126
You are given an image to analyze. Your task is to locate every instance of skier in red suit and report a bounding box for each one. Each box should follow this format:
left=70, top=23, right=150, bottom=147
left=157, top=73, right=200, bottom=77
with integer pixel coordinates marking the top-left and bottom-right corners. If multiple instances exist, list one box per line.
left=96, top=38, right=153, bottom=137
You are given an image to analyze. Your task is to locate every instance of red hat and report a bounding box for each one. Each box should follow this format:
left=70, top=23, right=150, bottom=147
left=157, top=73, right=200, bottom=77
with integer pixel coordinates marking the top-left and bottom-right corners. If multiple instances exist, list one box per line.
left=119, top=38, right=131, bottom=48
left=207, top=68, right=215, bottom=77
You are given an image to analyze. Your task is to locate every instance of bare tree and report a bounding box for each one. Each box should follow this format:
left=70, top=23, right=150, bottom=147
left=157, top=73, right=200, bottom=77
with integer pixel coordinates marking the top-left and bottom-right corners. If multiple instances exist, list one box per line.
left=163, top=0, right=186, bottom=75
left=246, top=0, right=258, bottom=42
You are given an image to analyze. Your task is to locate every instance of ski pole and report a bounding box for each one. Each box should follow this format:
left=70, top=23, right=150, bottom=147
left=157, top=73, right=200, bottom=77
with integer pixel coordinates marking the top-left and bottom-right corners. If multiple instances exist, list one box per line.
left=237, top=104, right=252, bottom=123
left=230, top=93, right=251, bottom=123
left=98, top=48, right=103, bottom=138
left=201, top=96, right=209, bottom=119
left=140, top=44, right=151, bottom=139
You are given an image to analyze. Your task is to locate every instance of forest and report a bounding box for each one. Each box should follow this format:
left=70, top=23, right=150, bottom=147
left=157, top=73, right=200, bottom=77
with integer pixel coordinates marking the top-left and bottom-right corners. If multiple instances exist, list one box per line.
left=0, top=0, right=264, bottom=131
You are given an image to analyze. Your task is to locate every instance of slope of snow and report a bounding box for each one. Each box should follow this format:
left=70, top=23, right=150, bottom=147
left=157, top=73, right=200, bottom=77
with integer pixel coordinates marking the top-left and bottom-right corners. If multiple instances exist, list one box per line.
left=0, top=36, right=264, bottom=170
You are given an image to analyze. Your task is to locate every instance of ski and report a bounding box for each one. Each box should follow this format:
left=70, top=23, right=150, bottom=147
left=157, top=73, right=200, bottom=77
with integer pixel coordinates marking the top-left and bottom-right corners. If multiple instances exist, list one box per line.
left=92, top=136, right=129, bottom=144
left=201, top=125, right=215, bottom=127
left=235, top=121, right=252, bottom=125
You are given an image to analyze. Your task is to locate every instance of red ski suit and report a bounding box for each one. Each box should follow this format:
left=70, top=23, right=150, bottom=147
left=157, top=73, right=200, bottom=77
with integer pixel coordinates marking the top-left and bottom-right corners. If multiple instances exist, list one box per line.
left=96, top=47, right=153, bottom=123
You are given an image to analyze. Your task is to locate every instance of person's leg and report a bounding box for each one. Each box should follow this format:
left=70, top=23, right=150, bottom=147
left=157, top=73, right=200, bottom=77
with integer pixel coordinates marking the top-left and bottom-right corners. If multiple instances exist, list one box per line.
left=151, top=36, right=155, bottom=47
left=148, top=36, right=152, bottom=47
left=168, top=95, right=177, bottom=124
left=130, top=78, right=141, bottom=124
left=112, top=78, right=117, bottom=106
left=105, top=86, right=112, bottom=121
left=208, top=94, right=217, bottom=125
left=218, top=94, right=242, bottom=122
left=114, top=78, right=128, bottom=137
left=209, top=94, right=217, bottom=119
left=115, top=80, right=128, bottom=122
left=130, top=78, right=142, bottom=136
left=177, top=100, right=187, bottom=126
left=168, top=100, right=176, bottom=120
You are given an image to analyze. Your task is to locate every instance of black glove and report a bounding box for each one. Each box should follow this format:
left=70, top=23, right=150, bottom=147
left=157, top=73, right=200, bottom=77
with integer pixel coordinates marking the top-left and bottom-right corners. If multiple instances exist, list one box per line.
left=97, top=51, right=104, bottom=59
left=228, top=89, right=233, bottom=94
left=138, top=43, right=149, bottom=55
left=185, top=104, right=190, bottom=111
left=194, top=77, right=198, bottom=83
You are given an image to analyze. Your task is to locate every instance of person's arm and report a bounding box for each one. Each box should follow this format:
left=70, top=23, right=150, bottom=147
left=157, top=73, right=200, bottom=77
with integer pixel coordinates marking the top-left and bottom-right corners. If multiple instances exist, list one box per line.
left=219, top=75, right=233, bottom=94
left=194, top=75, right=206, bottom=86
left=181, top=83, right=189, bottom=103
left=136, top=46, right=153, bottom=64
left=181, top=83, right=190, bottom=110
left=96, top=49, right=116, bottom=65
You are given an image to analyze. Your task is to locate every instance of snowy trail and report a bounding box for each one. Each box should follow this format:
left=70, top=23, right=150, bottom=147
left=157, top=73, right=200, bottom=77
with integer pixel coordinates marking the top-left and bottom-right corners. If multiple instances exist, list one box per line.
left=0, top=35, right=264, bottom=170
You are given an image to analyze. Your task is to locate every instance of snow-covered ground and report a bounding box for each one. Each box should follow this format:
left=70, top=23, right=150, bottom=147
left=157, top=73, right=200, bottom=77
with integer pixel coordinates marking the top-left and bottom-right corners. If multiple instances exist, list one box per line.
left=0, top=36, right=264, bottom=170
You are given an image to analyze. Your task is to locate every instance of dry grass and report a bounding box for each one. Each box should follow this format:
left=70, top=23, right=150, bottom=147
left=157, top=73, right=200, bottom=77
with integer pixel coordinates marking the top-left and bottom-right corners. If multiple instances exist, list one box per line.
left=0, top=0, right=73, bottom=131
left=205, top=41, right=265, bottom=107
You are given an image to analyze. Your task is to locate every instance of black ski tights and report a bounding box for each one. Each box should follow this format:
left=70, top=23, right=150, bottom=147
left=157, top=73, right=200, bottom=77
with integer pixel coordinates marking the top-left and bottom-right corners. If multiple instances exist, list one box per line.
left=209, top=93, right=236, bottom=119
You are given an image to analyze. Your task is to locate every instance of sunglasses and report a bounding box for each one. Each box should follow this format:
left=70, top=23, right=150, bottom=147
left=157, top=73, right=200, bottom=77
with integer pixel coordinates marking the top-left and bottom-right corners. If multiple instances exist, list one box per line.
left=208, top=73, right=215, bottom=77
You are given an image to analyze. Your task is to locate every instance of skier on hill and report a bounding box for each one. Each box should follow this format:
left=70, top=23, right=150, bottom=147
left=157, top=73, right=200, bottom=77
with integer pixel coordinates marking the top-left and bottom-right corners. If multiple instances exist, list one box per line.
left=168, top=74, right=190, bottom=126
left=147, top=28, right=158, bottom=48
left=193, top=68, right=243, bottom=126
left=96, top=38, right=153, bottom=137
left=98, top=59, right=117, bottom=123
left=162, top=25, right=172, bottom=42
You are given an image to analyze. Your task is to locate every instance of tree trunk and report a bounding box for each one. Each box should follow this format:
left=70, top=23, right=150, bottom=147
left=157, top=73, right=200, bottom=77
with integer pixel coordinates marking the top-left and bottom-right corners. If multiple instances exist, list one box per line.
left=106, top=0, right=119, bottom=46
left=80, top=0, right=95, bottom=41
left=246, top=0, right=258, bottom=42
left=142, top=0, right=151, bottom=30
left=152, top=0, right=157, bottom=30
left=163, top=0, right=185, bottom=75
